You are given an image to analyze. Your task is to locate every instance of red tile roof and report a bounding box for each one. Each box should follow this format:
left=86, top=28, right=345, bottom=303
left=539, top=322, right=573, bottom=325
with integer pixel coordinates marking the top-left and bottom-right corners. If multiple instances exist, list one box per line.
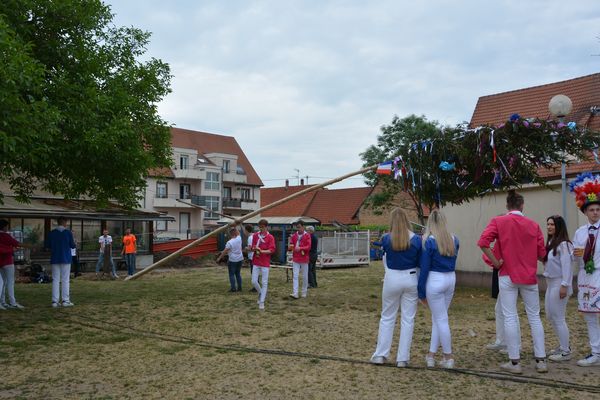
left=260, top=185, right=374, bottom=225
left=170, top=127, right=263, bottom=186
left=470, top=73, right=600, bottom=179
left=260, top=185, right=318, bottom=217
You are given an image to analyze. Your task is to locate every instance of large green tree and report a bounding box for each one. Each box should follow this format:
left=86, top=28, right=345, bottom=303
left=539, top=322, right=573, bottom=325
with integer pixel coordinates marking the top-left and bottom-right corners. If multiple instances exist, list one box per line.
left=0, top=0, right=172, bottom=208
left=362, top=114, right=600, bottom=224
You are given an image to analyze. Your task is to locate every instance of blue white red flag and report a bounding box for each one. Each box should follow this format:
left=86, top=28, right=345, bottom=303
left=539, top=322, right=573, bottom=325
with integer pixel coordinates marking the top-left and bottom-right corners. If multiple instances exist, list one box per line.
left=376, top=161, right=393, bottom=175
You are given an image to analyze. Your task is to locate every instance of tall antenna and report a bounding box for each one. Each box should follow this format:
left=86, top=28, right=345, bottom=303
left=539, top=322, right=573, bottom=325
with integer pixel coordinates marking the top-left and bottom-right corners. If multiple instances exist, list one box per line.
left=294, top=168, right=300, bottom=185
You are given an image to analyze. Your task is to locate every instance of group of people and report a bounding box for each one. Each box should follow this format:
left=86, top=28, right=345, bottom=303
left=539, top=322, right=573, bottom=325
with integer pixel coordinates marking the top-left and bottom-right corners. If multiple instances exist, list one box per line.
left=0, top=217, right=138, bottom=309
left=371, top=188, right=600, bottom=373
left=216, top=219, right=319, bottom=310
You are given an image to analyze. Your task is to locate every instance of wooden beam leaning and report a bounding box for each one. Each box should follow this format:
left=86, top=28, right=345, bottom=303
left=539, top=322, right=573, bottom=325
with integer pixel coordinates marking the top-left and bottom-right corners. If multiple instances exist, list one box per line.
left=125, top=164, right=378, bottom=281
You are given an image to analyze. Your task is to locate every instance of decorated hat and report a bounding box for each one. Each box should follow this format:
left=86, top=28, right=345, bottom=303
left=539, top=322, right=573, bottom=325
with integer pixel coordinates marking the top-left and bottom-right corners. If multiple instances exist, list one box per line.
left=569, top=172, right=600, bottom=212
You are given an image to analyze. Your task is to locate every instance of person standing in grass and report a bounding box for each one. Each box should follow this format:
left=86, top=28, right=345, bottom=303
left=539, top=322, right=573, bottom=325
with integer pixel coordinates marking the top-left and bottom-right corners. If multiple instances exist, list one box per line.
left=122, top=228, right=137, bottom=277
left=418, top=210, right=459, bottom=369
left=48, top=217, right=76, bottom=308
left=478, top=190, right=547, bottom=374
left=307, top=226, right=318, bottom=288
left=251, top=219, right=276, bottom=310
left=0, top=219, right=27, bottom=309
left=543, top=215, right=573, bottom=363
left=244, top=224, right=257, bottom=292
left=216, top=227, right=244, bottom=292
left=95, top=229, right=118, bottom=279
left=288, top=221, right=311, bottom=299
left=370, top=208, right=422, bottom=368
left=570, top=173, right=600, bottom=367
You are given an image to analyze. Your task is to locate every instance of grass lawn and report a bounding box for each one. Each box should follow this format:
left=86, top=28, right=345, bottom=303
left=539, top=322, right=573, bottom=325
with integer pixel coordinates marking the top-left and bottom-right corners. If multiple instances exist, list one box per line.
left=0, top=263, right=598, bottom=399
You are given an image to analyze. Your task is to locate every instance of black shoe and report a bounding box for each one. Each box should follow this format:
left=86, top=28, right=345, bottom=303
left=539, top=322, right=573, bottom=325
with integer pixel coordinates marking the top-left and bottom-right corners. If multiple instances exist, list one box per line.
left=250, top=288, right=257, bottom=292
left=228, top=288, right=236, bottom=293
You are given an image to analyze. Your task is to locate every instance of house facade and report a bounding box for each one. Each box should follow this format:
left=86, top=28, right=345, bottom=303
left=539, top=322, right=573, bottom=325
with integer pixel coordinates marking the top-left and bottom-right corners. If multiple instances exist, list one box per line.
left=143, top=128, right=263, bottom=239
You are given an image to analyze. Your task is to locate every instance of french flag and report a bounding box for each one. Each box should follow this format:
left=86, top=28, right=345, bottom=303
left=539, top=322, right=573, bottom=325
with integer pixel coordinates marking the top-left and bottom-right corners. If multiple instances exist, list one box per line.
left=376, top=161, right=393, bottom=175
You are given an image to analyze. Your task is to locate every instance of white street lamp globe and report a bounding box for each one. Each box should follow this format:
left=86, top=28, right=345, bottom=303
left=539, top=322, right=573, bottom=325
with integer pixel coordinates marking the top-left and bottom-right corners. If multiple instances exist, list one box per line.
left=549, top=94, right=573, bottom=118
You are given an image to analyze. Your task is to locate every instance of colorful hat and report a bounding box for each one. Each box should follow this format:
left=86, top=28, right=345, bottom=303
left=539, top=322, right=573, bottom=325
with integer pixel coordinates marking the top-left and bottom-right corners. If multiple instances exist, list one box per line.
left=569, top=172, right=600, bottom=212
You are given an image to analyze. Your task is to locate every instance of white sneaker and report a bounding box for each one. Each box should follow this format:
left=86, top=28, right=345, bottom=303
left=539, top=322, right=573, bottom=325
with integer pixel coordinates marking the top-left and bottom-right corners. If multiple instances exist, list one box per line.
left=577, top=354, right=600, bottom=367
left=500, top=361, right=523, bottom=374
left=0, top=304, right=6, bottom=310
left=289, top=293, right=299, bottom=299
left=396, top=361, right=408, bottom=368
left=425, top=355, right=435, bottom=368
left=301, top=293, right=307, bottom=298
left=370, top=356, right=385, bottom=365
left=535, top=360, right=548, bottom=373
left=486, top=342, right=506, bottom=351
left=9, top=303, right=24, bottom=309
left=548, top=346, right=561, bottom=356
left=52, top=302, right=60, bottom=308
left=258, top=303, right=265, bottom=310
left=62, top=301, right=74, bottom=307
left=439, top=358, right=455, bottom=369
left=549, top=351, right=572, bottom=362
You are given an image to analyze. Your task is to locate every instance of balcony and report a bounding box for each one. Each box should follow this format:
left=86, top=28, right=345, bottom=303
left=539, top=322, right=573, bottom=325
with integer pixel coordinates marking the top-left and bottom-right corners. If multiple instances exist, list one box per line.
left=172, top=166, right=206, bottom=180
left=222, top=198, right=242, bottom=208
left=222, top=197, right=259, bottom=211
left=153, top=194, right=195, bottom=209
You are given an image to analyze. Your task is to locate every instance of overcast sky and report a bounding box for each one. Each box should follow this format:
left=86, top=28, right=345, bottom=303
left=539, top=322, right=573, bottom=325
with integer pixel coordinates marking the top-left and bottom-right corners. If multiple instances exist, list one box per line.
left=109, top=0, right=600, bottom=189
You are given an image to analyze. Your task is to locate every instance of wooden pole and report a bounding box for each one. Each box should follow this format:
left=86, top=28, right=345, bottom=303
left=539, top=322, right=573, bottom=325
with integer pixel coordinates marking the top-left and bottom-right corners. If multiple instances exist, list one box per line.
left=125, top=164, right=377, bottom=281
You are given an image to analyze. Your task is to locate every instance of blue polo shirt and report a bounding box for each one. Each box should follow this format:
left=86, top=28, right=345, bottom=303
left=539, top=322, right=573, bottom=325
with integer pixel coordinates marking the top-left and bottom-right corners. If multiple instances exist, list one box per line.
left=48, top=227, right=75, bottom=264
left=418, top=235, right=459, bottom=299
left=380, top=233, right=422, bottom=270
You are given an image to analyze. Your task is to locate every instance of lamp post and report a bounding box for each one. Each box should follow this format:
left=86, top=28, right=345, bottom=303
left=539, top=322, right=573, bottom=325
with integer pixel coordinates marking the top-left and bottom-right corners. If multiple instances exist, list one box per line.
left=549, top=94, right=573, bottom=225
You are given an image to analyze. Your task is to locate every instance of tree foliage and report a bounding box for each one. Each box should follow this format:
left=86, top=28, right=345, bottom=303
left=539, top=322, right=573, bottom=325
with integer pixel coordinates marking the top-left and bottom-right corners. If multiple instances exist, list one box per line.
left=0, top=0, right=172, bottom=208
left=361, top=114, right=600, bottom=223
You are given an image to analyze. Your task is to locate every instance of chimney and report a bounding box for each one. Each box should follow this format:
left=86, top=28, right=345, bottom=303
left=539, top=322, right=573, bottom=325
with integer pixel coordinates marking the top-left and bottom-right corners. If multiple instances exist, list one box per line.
left=300, top=178, right=304, bottom=186
left=285, top=179, right=289, bottom=189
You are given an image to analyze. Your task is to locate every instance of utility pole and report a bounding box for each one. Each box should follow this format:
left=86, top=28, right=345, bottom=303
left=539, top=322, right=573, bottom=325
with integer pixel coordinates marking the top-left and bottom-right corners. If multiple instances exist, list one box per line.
left=294, top=168, right=300, bottom=185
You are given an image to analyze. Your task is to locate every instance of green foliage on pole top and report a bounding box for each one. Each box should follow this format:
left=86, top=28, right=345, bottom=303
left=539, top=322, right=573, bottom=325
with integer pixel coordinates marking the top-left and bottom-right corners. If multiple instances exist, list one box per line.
left=0, top=0, right=172, bottom=208
left=361, top=114, right=600, bottom=223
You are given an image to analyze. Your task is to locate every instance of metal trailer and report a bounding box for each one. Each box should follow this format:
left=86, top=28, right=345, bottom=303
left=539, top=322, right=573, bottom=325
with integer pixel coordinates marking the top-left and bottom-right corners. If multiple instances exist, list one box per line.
left=318, top=231, right=371, bottom=268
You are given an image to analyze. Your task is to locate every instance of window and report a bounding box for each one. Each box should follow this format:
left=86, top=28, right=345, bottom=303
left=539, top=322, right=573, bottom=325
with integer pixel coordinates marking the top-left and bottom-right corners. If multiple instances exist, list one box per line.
left=236, top=164, right=246, bottom=175
left=180, top=155, right=189, bottom=170
left=179, top=184, right=191, bottom=199
left=82, top=220, right=101, bottom=251
left=203, top=196, right=220, bottom=219
left=155, top=220, right=167, bottom=231
left=156, top=182, right=168, bottom=198
left=241, top=188, right=251, bottom=200
left=205, top=172, right=220, bottom=190
left=223, top=186, right=231, bottom=200
left=223, top=160, right=230, bottom=173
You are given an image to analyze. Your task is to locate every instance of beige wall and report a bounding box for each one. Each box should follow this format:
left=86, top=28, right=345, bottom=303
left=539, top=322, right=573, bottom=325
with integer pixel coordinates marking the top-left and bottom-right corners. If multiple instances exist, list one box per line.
left=443, top=181, right=587, bottom=274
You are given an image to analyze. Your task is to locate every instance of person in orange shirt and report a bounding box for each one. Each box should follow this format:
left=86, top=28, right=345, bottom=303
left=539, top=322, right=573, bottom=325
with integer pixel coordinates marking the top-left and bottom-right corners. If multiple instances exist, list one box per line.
left=122, top=228, right=137, bottom=277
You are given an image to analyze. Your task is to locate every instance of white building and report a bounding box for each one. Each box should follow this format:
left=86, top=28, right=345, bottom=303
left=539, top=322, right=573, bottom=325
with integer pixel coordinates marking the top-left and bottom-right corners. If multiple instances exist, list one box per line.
left=143, top=128, right=263, bottom=239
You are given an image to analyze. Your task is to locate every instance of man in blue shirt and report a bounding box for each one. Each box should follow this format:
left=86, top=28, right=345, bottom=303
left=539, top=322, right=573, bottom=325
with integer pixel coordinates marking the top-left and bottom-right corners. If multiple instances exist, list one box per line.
left=48, top=217, right=76, bottom=307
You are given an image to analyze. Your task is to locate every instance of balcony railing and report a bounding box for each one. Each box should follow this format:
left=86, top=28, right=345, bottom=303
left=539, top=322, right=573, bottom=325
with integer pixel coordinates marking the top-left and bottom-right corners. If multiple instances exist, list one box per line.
left=222, top=198, right=242, bottom=208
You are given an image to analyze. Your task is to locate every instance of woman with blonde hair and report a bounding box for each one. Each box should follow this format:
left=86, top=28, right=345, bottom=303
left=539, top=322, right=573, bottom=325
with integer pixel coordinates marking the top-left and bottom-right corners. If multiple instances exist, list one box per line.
left=370, top=208, right=422, bottom=368
left=418, top=209, right=459, bottom=369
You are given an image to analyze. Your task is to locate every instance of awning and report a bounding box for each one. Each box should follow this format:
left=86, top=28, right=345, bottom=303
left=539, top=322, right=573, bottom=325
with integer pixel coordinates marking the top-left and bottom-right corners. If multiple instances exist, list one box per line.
left=217, top=215, right=320, bottom=225
left=0, top=196, right=174, bottom=221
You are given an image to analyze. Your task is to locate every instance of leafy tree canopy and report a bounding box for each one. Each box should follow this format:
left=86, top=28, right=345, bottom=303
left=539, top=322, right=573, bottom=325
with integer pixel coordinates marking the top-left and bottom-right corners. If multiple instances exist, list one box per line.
left=361, top=114, right=600, bottom=223
left=0, top=0, right=172, bottom=208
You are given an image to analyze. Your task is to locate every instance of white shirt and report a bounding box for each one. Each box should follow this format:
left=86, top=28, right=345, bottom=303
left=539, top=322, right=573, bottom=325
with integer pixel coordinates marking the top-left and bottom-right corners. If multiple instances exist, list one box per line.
left=543, top=241, right=573, bottom=286
left=247, top=234, right=254, bottom=260
left=573, top=223, right=600, bottom=272
left=225, top=235, right=244, bottom=262
left=98, top=235, right=112, bottom=253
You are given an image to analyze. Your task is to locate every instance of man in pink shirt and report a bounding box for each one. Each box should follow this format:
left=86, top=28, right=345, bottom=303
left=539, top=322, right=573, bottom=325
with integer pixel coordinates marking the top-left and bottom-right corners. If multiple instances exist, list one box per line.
left=288, top=221, right=312, bottom=299
left=251, top=219, right=276, bottom=310
left=478, top=190, right=547, bottom=374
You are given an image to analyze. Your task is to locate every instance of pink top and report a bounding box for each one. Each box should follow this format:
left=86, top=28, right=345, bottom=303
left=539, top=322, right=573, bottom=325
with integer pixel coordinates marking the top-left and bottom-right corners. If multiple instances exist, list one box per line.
left=477, top=211, right=546, bottom=285
left=0, top=232, right=20, bottom=267
left=290, top=231, right=311, bottom=263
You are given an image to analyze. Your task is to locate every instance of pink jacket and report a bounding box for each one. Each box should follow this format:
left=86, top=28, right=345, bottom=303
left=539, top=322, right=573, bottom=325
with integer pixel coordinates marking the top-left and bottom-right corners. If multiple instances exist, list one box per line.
left=290, top=231, right=311, bottom=263
left=477, top=212, right=546, bottom=285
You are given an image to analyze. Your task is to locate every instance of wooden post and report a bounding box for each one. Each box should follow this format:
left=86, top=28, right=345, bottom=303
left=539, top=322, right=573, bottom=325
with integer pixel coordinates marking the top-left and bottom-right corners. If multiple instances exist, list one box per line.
left=125, top=164, right=377, bottom=281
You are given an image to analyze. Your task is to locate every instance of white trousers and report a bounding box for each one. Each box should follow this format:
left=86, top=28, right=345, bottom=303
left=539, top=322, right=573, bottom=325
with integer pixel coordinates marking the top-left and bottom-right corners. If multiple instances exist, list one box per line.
left=292, top=262, right=308, bottom=297
left=583, top=313, right=600, bottom=356
left=499, top=275, right=545, bottom=360
left=0, top=265, right=17, bottom=306
left=544, top=277, right=571, bottom=352
left=252, top=266, right=270, bottom=304
left=51, top=263, right=71, bottom=304
left=426, top=271, right=455, bottom=355
left=372, top=268, right=418, bottom=362
left=494, top=293, right=522, bottom=347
